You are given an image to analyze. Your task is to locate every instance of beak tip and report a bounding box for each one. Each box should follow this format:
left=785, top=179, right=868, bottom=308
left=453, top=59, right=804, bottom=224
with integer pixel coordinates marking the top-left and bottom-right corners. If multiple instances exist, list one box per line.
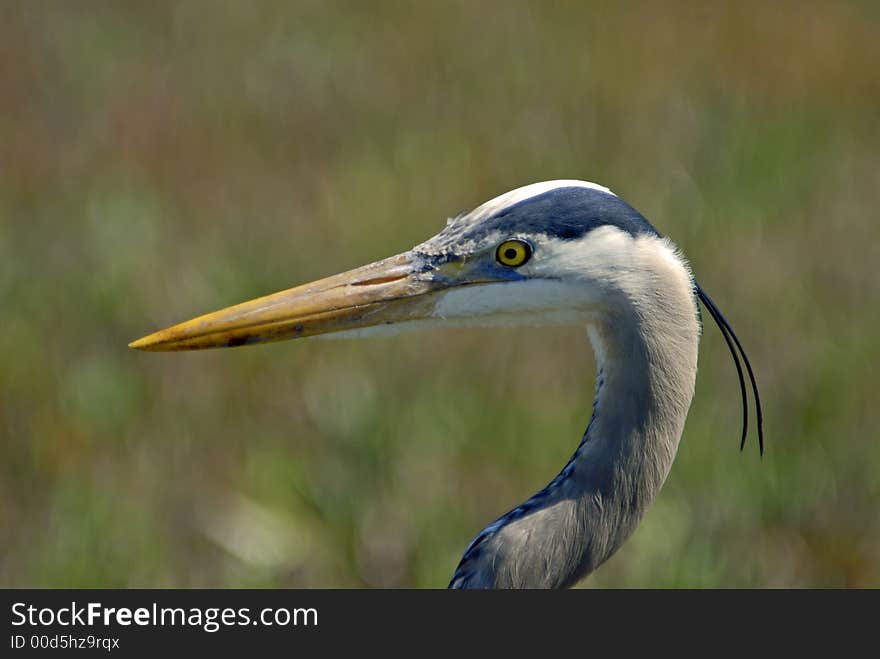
left=129, top=333, right=164, bottom=351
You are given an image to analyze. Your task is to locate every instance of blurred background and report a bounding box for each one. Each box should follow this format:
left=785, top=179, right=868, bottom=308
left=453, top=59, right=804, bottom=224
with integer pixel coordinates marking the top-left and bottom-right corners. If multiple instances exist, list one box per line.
left=1, top=0, right=878, bottom=588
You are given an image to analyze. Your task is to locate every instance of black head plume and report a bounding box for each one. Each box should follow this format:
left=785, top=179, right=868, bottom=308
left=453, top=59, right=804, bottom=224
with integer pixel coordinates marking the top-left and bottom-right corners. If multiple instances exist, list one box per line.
left=696, top=284, right=764, bottom=456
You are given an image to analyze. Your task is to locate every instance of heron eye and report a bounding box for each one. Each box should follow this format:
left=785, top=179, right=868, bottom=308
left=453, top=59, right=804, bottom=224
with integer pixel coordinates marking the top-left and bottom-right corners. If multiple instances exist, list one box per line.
left=495, top=239, right=532, bottom=267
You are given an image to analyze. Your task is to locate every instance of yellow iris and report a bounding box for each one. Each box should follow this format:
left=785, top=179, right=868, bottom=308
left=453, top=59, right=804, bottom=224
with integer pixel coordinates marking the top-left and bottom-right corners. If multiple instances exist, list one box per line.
left=495, top=239, right=532, bottom=267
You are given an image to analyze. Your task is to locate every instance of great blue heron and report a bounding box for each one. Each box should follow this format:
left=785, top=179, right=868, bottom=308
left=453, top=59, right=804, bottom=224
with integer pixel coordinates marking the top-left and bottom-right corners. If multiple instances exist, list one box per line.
left=131, top=180, right=763, bottom=588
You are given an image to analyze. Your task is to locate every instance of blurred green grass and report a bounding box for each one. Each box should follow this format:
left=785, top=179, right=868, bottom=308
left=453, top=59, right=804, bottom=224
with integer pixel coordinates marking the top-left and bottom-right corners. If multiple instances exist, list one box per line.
left=1, top=0, right=878, bottom=587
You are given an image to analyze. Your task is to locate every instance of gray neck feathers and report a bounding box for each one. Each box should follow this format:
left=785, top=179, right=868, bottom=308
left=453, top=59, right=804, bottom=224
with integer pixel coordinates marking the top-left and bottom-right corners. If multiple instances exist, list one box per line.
left=449, top=266, right=700, bottom=589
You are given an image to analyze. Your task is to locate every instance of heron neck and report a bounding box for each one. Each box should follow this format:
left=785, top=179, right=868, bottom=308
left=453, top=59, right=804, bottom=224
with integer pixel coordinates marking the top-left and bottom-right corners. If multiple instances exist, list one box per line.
left=567, top=308, right=698, bottom=580
left=450, top=292, right=699, bottom=588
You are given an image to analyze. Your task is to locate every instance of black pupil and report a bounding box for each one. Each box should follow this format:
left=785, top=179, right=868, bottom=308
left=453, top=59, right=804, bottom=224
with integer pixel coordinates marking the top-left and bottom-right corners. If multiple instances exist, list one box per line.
left=504, top=247, right=518, bottom=260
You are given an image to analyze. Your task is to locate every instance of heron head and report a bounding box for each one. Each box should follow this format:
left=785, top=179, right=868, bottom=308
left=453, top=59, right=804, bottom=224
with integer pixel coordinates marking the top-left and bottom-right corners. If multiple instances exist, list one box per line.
left=129, top=180, right=686, bottom=351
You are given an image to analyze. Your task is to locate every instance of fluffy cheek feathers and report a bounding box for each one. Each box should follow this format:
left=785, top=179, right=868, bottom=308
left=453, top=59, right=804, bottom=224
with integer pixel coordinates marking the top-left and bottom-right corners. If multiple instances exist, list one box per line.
left=429, top=228, right=697, bottom=330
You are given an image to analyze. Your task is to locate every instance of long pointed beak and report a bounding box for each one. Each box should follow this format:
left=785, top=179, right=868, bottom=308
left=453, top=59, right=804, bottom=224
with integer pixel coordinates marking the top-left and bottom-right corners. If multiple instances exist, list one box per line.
left=129, top=252, right=446, bottom=351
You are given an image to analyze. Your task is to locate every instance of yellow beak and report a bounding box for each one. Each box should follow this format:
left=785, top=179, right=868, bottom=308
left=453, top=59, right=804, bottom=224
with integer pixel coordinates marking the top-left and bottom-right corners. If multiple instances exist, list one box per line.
left=129, top=252, right=449, bottom=351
